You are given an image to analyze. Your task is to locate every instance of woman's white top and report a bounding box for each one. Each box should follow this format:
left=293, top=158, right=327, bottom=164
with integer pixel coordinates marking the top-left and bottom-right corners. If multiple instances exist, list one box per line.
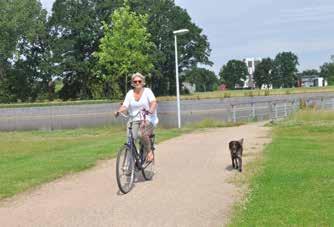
left=123, top=88, right=159, bottom=126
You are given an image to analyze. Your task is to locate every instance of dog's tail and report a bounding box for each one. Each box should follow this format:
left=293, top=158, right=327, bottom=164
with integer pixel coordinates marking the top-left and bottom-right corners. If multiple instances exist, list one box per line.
left=239, top=138, right=244, bottom=145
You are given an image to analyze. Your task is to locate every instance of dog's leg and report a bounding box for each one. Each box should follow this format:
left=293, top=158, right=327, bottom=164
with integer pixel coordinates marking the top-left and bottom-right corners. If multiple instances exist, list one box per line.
left=238, top=157, right=242, bottom=172
left=231, top=156, right=235, bottom=168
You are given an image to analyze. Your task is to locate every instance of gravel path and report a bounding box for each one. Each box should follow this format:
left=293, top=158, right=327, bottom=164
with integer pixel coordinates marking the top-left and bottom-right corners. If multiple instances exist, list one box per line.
left=0, top=122, right=271, bottom=227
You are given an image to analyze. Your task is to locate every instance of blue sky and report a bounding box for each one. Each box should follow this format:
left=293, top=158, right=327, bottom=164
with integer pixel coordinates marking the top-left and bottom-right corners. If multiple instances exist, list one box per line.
left=41, top=0, right=334, bottom=74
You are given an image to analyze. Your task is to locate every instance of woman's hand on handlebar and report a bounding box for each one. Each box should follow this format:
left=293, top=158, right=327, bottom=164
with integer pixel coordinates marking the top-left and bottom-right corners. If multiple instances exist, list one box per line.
left=141, top=108, right=152, bottom=115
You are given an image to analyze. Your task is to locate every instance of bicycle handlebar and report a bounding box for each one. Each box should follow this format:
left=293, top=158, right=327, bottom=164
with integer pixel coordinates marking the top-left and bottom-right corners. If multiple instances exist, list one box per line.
left=116, top=108, right=151, bottom=121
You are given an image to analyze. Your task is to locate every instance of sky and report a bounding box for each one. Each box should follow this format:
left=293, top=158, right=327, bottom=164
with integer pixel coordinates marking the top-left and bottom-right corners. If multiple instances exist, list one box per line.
left=41, top=0, right=334, bottom=74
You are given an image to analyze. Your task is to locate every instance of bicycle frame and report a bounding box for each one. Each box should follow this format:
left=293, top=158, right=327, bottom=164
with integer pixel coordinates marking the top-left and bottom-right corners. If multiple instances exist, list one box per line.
left=126, top=121, right=143, bottom=170
left=120, top=110, right=152, bottom=170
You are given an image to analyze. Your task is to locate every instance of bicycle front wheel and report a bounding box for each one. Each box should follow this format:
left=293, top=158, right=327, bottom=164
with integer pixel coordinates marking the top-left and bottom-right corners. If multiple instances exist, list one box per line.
left=116, top=145, right=135, bottom=194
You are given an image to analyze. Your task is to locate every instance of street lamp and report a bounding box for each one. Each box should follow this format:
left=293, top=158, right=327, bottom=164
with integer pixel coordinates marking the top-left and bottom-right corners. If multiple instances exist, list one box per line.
left=173, top=28, right=189, bottom=128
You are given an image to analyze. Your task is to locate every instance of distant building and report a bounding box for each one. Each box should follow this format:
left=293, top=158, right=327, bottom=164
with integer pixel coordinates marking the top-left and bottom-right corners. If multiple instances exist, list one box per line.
left=300, top=75, right=327, bottom=87
left=182, top=82, right=196, bottom=93
left=243, top=57, right=262, bottom=88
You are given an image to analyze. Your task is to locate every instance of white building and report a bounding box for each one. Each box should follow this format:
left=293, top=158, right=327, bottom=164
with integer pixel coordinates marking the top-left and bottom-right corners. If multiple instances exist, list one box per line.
left=243, top=57, right=262, bottom=88
left=300, top=75, right=328, bottom=87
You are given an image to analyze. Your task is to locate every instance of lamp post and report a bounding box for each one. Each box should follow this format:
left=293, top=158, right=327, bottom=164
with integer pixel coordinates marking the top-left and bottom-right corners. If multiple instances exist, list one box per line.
left=173, top=29, right=189, bottom=128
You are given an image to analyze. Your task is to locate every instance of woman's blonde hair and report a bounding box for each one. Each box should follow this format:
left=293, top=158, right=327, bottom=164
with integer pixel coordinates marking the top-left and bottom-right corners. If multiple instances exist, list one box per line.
left=131, top=72, right=146, bottom=86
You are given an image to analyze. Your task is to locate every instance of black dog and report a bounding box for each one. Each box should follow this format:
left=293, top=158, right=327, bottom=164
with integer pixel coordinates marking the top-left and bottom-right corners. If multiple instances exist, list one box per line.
left=229, top=138, right=244, bottom=172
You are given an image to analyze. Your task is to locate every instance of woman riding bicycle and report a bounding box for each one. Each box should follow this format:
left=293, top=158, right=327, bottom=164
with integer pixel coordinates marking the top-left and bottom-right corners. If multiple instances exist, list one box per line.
left=115, top=72, right=158, bottom=162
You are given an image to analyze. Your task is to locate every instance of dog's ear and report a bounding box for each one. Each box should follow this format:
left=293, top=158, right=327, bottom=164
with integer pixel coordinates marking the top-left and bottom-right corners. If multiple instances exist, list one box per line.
left=239, top=138, right=244, bottom=145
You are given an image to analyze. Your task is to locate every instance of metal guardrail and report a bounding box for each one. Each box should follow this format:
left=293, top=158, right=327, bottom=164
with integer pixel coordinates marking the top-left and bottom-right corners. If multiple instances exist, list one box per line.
left=230, top=96, right=334, bottom=123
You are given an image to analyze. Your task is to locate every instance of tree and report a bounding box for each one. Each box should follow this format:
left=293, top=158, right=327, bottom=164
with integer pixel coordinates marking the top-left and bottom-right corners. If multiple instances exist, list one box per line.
left=95, top=3, right=155, bottom=98
left=219, top=60, right=248, bottom=89
left=46, top=0, right=212, bottom=99
left=253, top=58, right=273, bottom=89
left=128, top=0, right=212, bottom=96
left=0, top=0, right=50, bottom=102
left=48, top=0, right=108, bottom=100
left=300, top=69, right=319, bottom=76
left=320, top=62, right=334, bottom=85
left=272, top=52, right=299, bottom=88
left=183, top=67, right=219, bottom=92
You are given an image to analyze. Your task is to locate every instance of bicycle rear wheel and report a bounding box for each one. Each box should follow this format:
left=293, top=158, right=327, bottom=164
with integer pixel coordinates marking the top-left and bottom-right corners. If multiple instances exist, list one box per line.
left=142, top=150, right=155, bottom=180
left=116, top=145, right=135, bottom=194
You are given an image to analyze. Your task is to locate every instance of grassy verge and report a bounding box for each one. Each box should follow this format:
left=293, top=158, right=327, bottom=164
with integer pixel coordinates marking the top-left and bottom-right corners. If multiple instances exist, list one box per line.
left=161, top=86, right=334, bottom=101
left=229, top=110, right=334, bottom=226
left=0, top=119, right=239, bottom=200
left=1, top=86, right=333, bottom=108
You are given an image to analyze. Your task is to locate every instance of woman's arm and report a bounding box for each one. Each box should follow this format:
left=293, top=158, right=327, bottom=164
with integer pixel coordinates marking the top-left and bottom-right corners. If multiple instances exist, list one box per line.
left=114, top=103, right=128, bottom=117
left=149, top=100, right=157, bottom=113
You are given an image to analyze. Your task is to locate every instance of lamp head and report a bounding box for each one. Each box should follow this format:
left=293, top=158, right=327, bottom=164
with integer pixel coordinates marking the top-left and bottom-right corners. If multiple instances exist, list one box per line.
left=173, top=29, right=189, bottom=35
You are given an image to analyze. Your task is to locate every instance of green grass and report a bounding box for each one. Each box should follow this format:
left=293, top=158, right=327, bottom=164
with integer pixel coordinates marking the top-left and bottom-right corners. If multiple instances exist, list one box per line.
left=162, top=86, right=334, bottom=101
left=1, top=86, right=333, bottom=108
left=0, top=119, right=239, bottom=200
left=229, top=110, right=334, bottom=226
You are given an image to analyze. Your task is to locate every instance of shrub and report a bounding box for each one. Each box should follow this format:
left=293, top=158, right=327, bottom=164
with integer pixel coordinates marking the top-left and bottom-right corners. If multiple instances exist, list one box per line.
left=244, top=91, right=254, bottom=97
left=264, top=90, right=270, bottom=96
left=224, top=92, right=231, bottom=98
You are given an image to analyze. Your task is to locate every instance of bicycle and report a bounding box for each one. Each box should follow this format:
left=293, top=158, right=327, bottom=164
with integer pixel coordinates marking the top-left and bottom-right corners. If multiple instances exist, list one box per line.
left=115, top=109, right=156, bottom=194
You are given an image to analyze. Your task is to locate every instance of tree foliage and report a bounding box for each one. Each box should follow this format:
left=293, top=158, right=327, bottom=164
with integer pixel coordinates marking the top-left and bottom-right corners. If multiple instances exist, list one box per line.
left=0, top=0, right=50, bottom=102
left=253, top=58, right=273, bottom=88
left=272, top=52, right=299, bottom=88
left=219, top=60, right=248, bottom=89
left=183, top=67, right=219, bottom=92
left=320, top=62, right=334, bottom=85
left=95, top=3, right=155, bottom=98
left=128, top=0, right=212, bottom=95
left=46, top=0, right=212, bottom=99
left=300, top=69, right=319, bottom=76
left=48, top=0, right=102, bottom=100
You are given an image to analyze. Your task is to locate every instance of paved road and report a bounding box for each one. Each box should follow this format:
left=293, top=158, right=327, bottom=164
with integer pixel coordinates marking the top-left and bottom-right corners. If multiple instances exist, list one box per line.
left=0, top=122, right=271, bottom=227
left=1, top=92, right=333, bottom=130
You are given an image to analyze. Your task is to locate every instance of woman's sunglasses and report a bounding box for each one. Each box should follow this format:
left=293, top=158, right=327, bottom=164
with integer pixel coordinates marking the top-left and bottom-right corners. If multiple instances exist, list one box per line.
left=133, top=80, right=142, bottom=84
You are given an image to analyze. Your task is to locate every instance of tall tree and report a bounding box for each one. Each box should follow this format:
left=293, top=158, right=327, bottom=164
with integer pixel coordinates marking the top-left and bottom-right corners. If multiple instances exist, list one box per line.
left=48, top=0, right=110, bottom=100
left=95, top=3, right=155, bottom=98
left=272, top=52, right=299, bottom=88
left=219, top=60, right=248, bottom=89
left=46, top=0, right=212, bottom=99
left=320, top=62, right=334, bottom=85
left=253, top=58, right=273, bottom=88
left=183, top=67, right=219, bottom=92
left=0, top=0, right=49, bottom=102
left=300, top=69, right=319, bottom=76
left=128, top=0, right=212, bottom=96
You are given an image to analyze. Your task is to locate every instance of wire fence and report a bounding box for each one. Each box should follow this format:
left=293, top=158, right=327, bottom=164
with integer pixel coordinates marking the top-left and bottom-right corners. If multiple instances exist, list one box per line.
left=229, top=96, right=334, bottom=123
left=163, top=95, right=334, bottom=127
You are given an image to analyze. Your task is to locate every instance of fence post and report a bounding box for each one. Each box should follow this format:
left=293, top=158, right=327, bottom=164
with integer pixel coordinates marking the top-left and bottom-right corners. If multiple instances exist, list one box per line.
left=252, top=103, right=255, bottom=119
left=321, top=97, right=324, bottom=109
left=232, top=105, right=236, bottom=123
left=14, top=108, right=18, bottom=130
left=268, top=102, right=273, bottom=121
left=50, top=106, right=54, bottom=130
left=284, top=103, right=287, bottom=117
left=274, top=103, right=278, bottom=119
left=292, top=100, right=297, bottom=112
left=297, top=99, right=301, bottom=111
